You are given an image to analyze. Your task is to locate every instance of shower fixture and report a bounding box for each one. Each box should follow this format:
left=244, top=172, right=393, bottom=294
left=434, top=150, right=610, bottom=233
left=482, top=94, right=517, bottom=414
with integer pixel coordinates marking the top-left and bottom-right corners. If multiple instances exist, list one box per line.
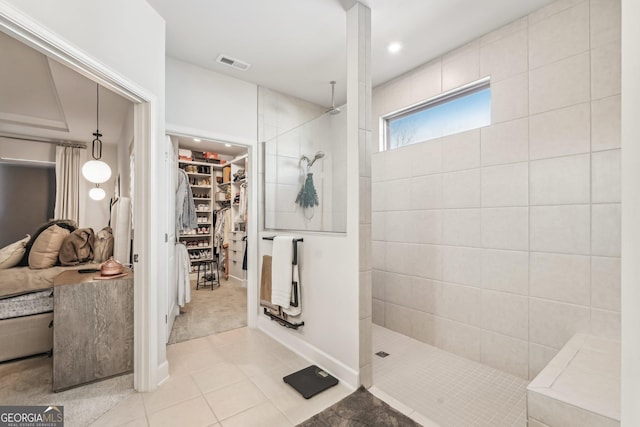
left=326, top=81, right=341, bottom=115
left=296, top=151, right=325, bottom=211
left=300, top=151, right=325, bottom=167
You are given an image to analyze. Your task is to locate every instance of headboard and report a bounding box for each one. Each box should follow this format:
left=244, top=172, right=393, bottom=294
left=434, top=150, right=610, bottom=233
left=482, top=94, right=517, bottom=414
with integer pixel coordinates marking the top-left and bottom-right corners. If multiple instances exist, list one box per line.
left=110, top=196, right=131, bottom=264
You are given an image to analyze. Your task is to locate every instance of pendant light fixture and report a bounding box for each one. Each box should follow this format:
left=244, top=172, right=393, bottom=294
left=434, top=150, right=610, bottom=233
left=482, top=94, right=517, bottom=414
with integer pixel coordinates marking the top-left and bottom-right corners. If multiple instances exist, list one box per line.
left=89, top=185, right=106, bottom=201
left=82, top=84, right=112, bottom=184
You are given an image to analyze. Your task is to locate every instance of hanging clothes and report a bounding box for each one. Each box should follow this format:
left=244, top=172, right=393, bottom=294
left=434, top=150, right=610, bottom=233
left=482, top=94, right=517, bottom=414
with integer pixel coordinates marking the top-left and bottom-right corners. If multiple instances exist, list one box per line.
left=175, top=243, right=191, bottom=307
left=239, top=182, right=248, bottom=222
left=214, top=207, right=227, bottom=251
left=176, top=168, right=197, bottom=234
left=242, top=235, right=248, bottom=270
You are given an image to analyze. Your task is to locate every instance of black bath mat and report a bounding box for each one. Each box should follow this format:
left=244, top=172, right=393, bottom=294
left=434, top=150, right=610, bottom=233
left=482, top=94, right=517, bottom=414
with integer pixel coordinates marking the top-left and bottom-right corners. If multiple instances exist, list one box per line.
left=297, top=386, right=421, bottom=426
left=283, top=365, right=339, bottom=399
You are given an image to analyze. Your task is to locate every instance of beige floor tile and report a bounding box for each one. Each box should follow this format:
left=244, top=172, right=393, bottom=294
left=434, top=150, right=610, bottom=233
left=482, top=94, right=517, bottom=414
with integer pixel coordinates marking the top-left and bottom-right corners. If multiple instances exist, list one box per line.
left=204, top=378, right=268, bottom=421
left=220, top=401, right=292, bottom=427
left=115, top=418, right=149, bottom=427
left=90, top=393, right=146, bottom=427
left=142, top=374, right=201, bottom=414
left=148, top=396, right=217, bottom=427
left=248, top=366, right=351, bottom=425
left=191, top=361, right=247, bottom=394
left=167, top=336, right=215, bottom=359
left=278, top=383, right=352, bottom=425
left=169, top=347, right=224, bottom=377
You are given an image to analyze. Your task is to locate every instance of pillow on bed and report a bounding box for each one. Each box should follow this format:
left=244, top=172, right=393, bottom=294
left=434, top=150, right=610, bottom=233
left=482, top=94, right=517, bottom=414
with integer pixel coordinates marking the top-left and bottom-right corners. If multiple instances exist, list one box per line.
left=19, top=219, right=77, bottom=266
left=0, top=235, right=30, bottom=269
left=28, top=225, right=71, bottom=269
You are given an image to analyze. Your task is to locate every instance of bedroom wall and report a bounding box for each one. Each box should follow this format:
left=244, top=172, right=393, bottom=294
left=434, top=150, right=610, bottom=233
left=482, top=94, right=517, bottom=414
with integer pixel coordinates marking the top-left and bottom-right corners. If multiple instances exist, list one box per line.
left=0, top=163, right=55, bottom=247
left=371, top=0, right=621, bottom=380
left=0, top=137, right=118, bottom=233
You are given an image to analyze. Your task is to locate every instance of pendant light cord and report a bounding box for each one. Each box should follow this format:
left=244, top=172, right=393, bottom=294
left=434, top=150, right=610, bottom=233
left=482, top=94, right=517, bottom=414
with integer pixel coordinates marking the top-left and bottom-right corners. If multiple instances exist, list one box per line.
left=92, top=83, right=103, bottom=160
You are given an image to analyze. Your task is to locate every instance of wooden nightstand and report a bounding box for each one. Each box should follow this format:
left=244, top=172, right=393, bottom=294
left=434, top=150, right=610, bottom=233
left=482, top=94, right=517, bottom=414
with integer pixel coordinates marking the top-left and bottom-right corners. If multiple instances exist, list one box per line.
left=52, top=268, right=133, bottom=392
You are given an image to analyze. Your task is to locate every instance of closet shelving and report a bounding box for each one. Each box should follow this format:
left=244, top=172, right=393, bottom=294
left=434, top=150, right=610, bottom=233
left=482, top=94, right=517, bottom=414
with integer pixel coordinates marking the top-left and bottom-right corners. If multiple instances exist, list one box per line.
left=178, top=151, right=248, bottom=283
left=178, top=158, right=221, bottom=268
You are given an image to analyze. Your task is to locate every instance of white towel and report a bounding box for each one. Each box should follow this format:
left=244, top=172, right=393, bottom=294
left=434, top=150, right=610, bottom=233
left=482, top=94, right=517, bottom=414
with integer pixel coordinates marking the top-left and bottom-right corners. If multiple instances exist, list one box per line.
left=176, top=243, right=191, bottom=307
left=271, top=236, right=294, bottom=308
left=283, top=264, right=301, bottom=317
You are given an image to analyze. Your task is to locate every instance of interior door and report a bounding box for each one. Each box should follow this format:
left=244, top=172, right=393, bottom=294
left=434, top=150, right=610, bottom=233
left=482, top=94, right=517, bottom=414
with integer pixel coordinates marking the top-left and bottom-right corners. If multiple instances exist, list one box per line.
left=166, top=135, right=178, bottom=341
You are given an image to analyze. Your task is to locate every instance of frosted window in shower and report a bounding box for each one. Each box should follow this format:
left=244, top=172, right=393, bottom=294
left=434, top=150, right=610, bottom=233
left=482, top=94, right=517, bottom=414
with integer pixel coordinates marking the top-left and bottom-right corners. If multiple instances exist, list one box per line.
left=384, top=78, right=491, bottom=150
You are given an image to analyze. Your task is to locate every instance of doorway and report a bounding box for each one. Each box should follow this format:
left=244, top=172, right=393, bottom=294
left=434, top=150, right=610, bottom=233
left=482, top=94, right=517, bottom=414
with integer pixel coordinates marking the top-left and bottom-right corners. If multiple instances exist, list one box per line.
left=166, top=134, right=250, bottom=344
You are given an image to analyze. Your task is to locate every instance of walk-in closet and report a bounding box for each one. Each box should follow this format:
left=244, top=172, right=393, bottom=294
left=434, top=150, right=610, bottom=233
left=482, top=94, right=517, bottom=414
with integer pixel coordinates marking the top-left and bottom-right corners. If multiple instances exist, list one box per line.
left=169, top=135, right=249, bottom=344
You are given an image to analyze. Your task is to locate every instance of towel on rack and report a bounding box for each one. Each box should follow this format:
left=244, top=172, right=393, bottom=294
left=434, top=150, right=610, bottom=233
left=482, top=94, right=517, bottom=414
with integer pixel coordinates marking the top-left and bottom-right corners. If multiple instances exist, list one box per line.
left=283, top=264, right=301, bottom=317
left=260, top=255, right=278, bottom=310
left=271, top=236, right=294, bottom=308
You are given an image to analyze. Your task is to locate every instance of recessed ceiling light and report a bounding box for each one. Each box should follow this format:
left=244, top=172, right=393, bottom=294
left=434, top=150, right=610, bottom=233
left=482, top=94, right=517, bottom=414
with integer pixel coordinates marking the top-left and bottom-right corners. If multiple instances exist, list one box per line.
left=225, top=143, right=232, bottom=148
left=193, top=138, right=201, bottom=142
left=388, top=42, right=403, bottom=53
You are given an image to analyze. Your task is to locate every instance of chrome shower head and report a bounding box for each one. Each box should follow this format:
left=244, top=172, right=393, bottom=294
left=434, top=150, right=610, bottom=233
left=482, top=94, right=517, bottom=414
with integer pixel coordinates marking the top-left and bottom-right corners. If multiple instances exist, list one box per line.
left=326, top=81, right=341, bottom=115
left=308, top=151, right=325, bottom=167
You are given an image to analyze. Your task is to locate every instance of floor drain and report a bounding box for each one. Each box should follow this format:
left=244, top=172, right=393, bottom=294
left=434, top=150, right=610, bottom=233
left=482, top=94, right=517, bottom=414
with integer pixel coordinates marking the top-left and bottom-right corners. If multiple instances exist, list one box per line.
left=375, top=351, right=390, bottom=358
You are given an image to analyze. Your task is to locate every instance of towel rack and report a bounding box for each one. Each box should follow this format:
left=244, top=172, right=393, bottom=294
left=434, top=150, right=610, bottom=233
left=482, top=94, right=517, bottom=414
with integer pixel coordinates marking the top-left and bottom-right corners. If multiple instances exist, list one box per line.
left=262, top=236, right=304, bottom=329
left=262, top=236, right=304, bottom=242
left=263, top=308, right=305, bottom=329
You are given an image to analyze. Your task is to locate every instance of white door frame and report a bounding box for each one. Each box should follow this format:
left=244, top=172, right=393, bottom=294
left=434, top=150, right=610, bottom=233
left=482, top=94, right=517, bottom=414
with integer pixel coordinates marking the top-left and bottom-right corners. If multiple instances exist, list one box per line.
left=0, top=4, right=160, bottom=391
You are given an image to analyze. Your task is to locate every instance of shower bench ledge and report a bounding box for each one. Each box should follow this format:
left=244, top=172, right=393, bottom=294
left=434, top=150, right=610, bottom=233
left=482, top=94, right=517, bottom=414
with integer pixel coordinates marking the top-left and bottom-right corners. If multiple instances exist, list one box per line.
left=527, top=333, right=620, bottom=427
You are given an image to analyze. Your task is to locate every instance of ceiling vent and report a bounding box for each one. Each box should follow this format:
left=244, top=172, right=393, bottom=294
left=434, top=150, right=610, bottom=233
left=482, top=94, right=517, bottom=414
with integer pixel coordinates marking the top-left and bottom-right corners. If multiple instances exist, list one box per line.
left=216, top=54, right=251, bottom=71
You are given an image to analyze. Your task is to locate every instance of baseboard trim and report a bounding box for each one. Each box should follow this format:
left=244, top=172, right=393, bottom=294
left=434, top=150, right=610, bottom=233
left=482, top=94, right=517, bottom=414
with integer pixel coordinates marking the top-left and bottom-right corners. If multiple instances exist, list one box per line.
left=156, top=360, right=170, bottom=387
left=257, top=317, right=359, bottom=389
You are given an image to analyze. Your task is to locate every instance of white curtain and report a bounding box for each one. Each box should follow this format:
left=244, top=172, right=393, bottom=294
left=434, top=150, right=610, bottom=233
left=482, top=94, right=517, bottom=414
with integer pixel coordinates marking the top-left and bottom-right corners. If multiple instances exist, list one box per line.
left=54, top=145, right=80, bottom=224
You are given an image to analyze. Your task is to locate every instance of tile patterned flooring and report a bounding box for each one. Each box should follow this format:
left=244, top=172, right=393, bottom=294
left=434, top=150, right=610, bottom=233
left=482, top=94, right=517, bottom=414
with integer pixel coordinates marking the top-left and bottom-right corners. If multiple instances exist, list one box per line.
left=371, top=324, right=529, bottom=427
left=90, top=327, right=353, bottom=426
left=91, top=324, right=529, bottom=427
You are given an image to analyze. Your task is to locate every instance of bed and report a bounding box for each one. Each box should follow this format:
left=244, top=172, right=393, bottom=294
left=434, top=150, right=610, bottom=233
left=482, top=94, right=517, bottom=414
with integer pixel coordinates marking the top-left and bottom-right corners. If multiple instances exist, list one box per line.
left=0, top=265, right=98, bottom=362
left=0, top=197, right=132, bottom=363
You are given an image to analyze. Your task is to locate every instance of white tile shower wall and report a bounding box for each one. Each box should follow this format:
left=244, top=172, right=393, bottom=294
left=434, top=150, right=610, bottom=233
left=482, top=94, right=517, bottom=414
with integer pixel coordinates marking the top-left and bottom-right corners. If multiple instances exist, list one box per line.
left=371, top=0, right=621, bottom=380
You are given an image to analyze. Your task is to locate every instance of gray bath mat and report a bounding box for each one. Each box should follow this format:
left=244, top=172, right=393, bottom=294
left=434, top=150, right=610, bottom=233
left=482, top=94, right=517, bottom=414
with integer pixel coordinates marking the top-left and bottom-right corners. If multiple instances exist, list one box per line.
left=297, top=386, right=421, bottom=426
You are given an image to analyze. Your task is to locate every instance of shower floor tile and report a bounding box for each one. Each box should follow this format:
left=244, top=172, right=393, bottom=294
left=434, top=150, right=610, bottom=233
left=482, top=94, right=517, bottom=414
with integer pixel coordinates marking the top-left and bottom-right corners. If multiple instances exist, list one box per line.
left=372, top=325, right=528, bottom=427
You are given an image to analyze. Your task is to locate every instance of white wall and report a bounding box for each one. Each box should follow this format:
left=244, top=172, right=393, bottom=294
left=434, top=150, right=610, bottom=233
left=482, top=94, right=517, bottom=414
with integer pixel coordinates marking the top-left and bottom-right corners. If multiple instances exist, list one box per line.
left=620, top=0, right=640, bottom=424
left=257, top=90, right=359, bottom=387
left=0, top=0, right=168, bottom=390
left=166, top=57, right=257, bottom=143
left=371, top=0, right=621, bottom=381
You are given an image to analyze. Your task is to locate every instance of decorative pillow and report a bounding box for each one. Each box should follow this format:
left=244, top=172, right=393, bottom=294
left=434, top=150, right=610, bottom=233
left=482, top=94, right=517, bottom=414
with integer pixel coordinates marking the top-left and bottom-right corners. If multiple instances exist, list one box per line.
left=28, top=225, right=71, bottom=269
left=19, top=219, right=77, bottom=266
left=59, top=228, right=95, bottom=266
left=0, top=235, right=30, bottom=270
left=94, top=227, right=114, bottom=263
